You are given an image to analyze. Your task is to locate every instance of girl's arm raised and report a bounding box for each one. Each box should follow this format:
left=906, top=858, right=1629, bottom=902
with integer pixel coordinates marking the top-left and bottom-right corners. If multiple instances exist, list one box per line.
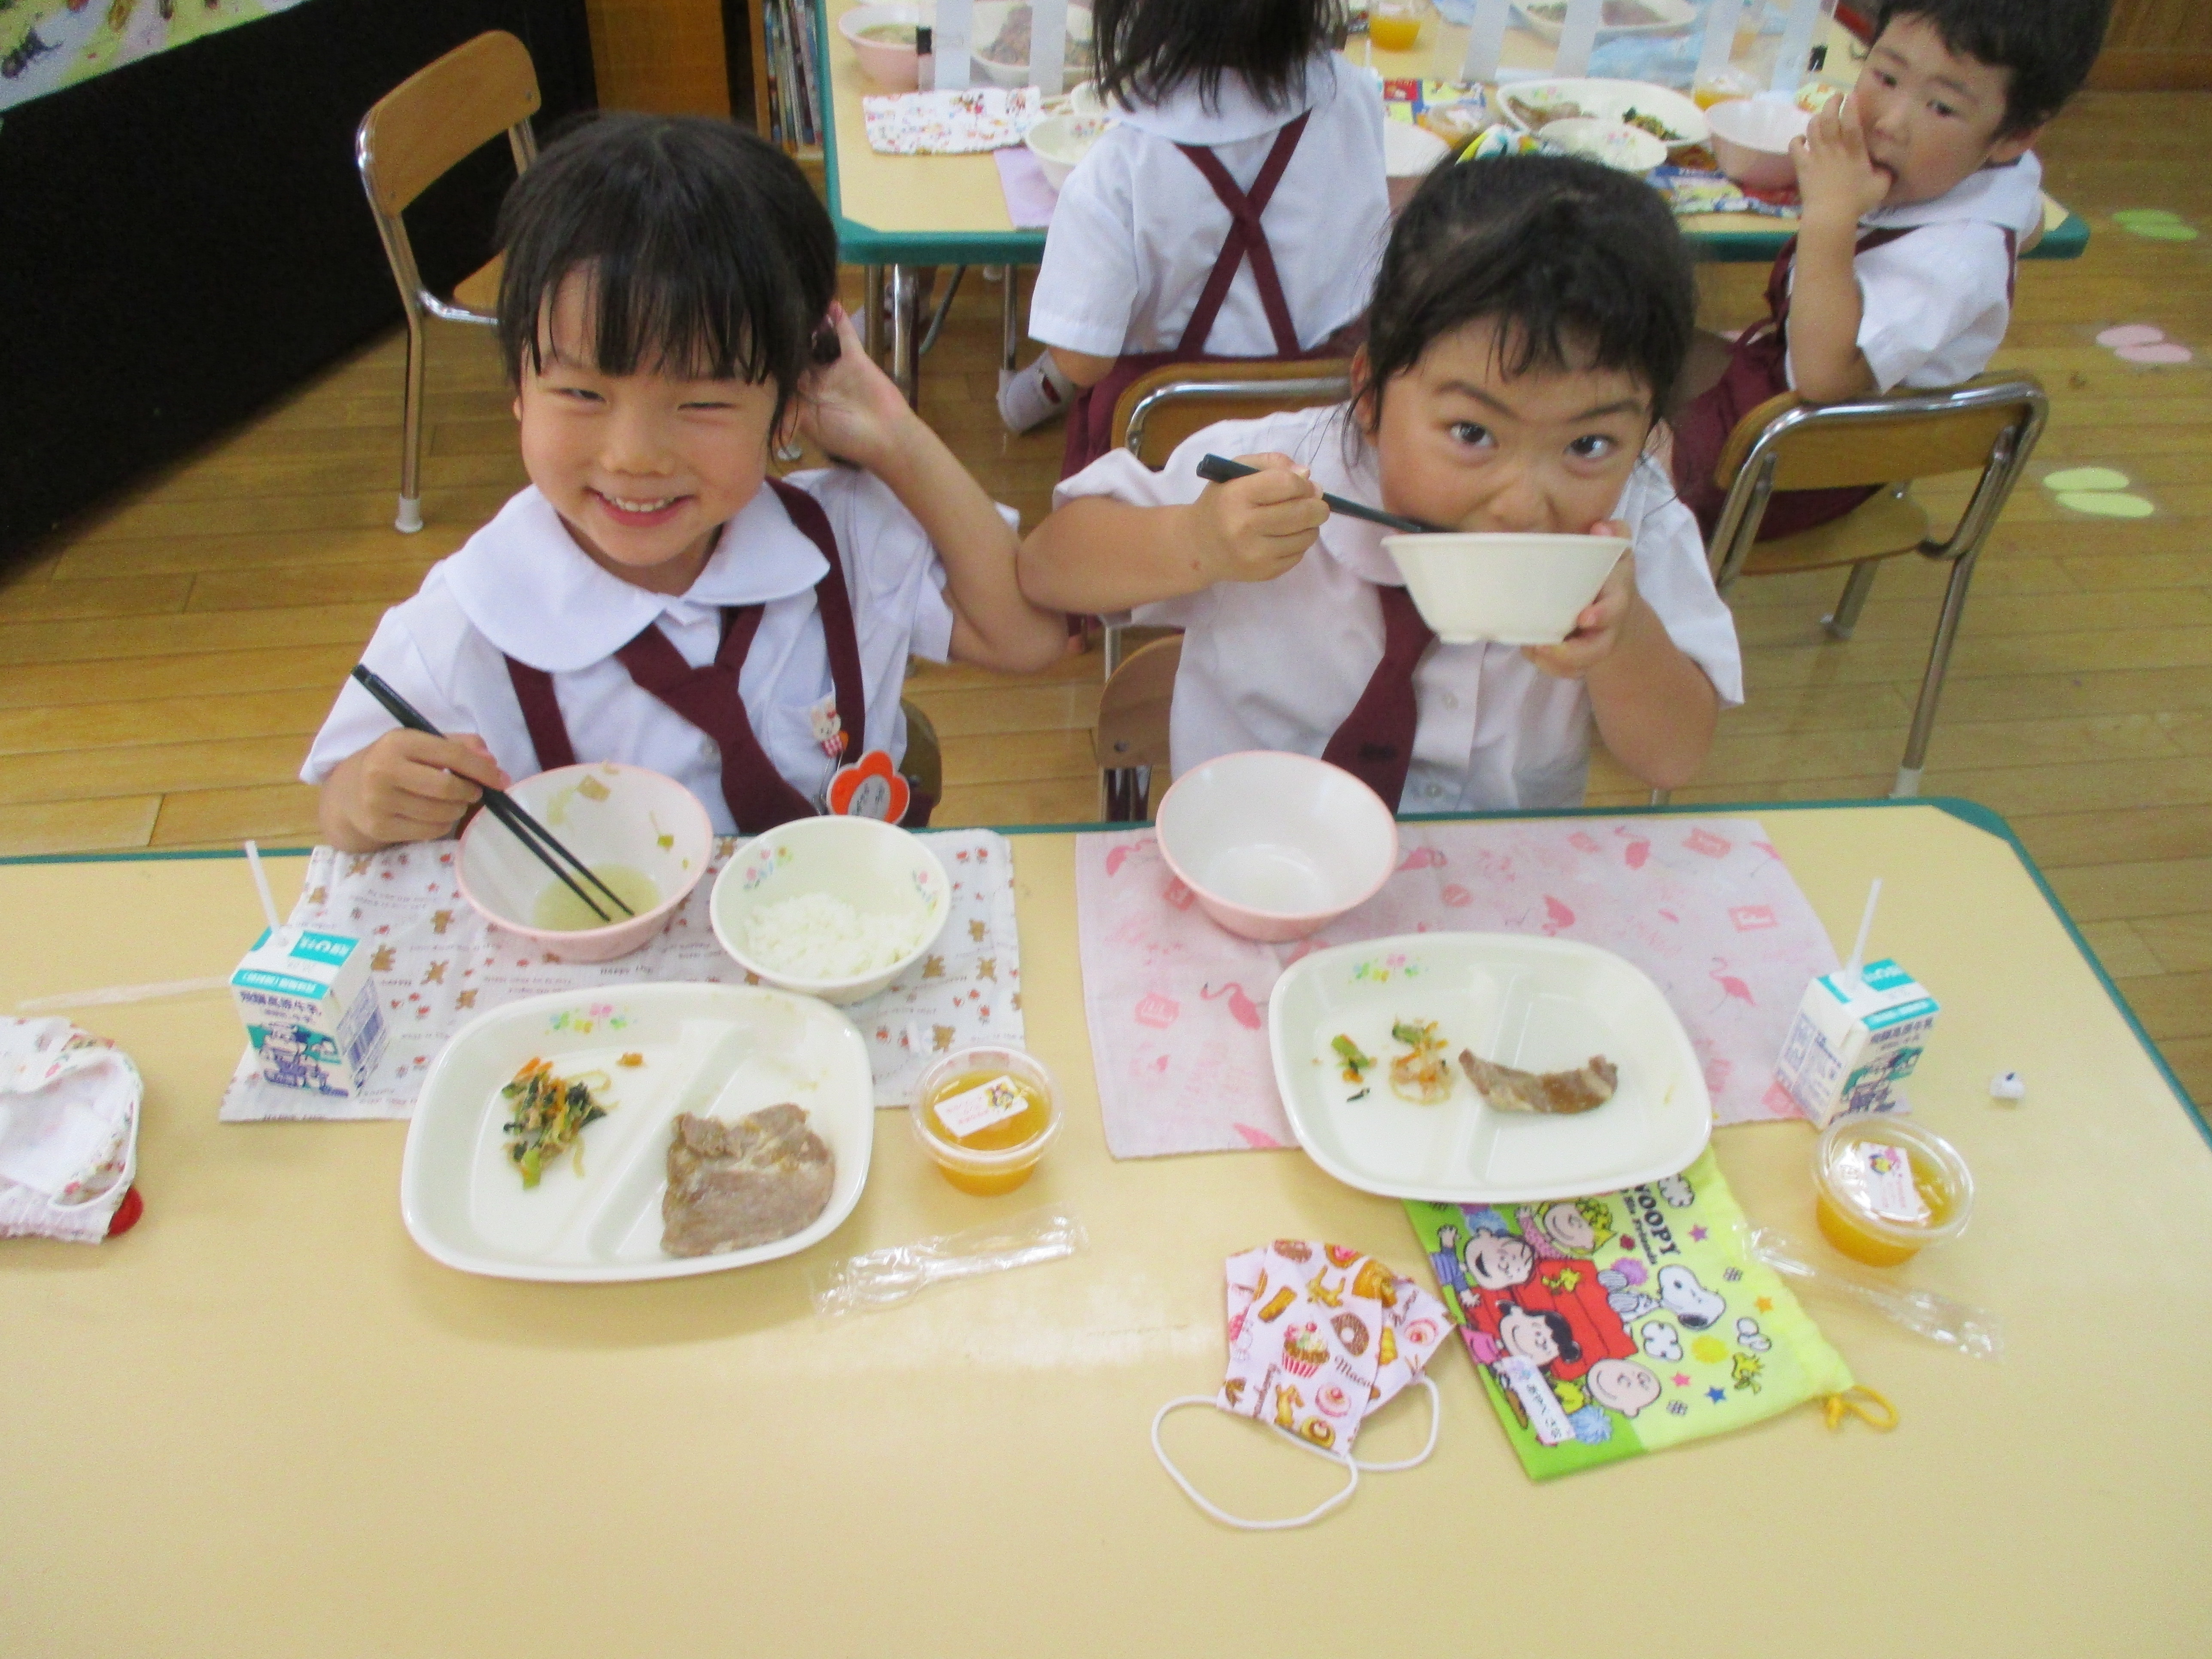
left=798, top=307, right=1066, bottom=674
left=1019, top=455, right=1328, bottom=614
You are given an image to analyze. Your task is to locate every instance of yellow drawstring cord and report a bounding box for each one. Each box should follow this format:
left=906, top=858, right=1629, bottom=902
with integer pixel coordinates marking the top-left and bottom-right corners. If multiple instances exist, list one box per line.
left=1823, top=1386, right=1899, bottom=1431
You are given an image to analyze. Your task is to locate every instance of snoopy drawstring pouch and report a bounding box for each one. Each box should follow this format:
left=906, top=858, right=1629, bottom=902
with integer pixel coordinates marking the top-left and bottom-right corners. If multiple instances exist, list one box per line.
left=1404, top=1151, right=1857, bottom=1480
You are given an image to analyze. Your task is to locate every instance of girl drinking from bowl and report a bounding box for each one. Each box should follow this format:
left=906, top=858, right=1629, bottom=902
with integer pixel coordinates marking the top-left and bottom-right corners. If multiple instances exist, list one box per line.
left=995, top=0, right=1390, bottom=475
left=307, top=115, right=1065, bottom=851
left=1019, top=154, right=1741, bottom=810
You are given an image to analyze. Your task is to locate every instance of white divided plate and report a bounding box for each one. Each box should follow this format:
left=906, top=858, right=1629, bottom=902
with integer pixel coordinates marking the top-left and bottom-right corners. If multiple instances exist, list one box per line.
left=1496, top=76, right=1707, bottom=151
left=1267, top=933, right=1710, bottom=1203
left=401, top=984, right=873, bottom=1282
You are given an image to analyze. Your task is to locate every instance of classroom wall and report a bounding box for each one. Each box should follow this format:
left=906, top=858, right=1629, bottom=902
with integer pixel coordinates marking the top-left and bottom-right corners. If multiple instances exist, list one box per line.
left=0, top=0, right=596, bottom=569
left=584, top=0, right=732, bottom=114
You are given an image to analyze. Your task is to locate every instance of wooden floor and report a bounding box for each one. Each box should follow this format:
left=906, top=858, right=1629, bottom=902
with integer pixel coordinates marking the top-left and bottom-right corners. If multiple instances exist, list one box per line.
left=3, top=91, right=2206, bottom=1103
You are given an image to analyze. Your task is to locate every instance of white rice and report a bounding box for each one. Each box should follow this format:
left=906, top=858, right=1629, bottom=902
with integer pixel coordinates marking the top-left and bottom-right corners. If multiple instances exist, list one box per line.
left=741, top=890, right=930, bottom=980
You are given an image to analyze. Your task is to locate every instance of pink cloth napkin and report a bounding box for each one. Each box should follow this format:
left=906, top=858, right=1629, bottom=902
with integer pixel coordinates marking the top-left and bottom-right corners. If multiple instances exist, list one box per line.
left=994, top=146, right=1060, bottom=228
left=1075, top=817, right=1840, bottom=1160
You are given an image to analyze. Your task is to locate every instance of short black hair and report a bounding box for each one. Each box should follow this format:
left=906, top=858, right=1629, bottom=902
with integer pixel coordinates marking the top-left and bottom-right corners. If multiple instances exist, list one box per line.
left=1872, top=0, right=2112, bottom=134
left=495, top=112, right=837, bottom=428
left=1092, top=0, right=1342, bottom=113
left=1357, top=153, right=1696, bottom=425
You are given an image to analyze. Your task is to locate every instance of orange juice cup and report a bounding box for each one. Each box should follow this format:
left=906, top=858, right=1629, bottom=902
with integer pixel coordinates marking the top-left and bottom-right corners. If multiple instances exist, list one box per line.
left=1369, top=0, right=1423, bottom=53
left=1812, top=1116, right=1974, bottom=1267
left=910, top=1047, right=1061, bottom=1196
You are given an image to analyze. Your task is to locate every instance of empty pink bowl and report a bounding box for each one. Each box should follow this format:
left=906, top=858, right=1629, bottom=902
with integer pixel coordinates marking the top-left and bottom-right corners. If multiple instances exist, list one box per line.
left=1154, top=751, right=1399, bottom=942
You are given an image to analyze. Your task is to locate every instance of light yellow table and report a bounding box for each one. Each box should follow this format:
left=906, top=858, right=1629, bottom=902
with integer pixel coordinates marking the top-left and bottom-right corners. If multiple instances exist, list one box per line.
left=3, top=803, right=2204, bottom=1657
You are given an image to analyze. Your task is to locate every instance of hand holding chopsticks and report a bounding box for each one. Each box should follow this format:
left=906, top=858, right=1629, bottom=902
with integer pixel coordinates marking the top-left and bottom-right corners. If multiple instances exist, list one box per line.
left=1196, top=453, right=1446, bottom=535
left=347, top=667, right=637, bottom=923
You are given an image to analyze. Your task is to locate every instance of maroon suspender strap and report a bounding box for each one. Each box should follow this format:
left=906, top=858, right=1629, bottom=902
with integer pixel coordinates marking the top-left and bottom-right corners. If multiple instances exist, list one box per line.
left=1174, top=111, right=1311, bottom=359
left=1320, top=583, right=1437, bottom=811
left=500, top=481, right=874, bottom=834
left=504, top=657, right=577, bottom=773
left=765, top=477, right=870, bottom=761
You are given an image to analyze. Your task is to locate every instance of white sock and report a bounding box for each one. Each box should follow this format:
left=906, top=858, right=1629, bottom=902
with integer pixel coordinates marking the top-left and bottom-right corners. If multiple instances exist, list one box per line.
left=998, top=354, right=1078, bottom=433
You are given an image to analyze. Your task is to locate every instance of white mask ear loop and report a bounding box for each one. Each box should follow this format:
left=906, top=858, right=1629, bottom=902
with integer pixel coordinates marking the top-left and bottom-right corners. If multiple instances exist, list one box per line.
left=1352, top=1374, right=1442, bottom=1472
left=1150, top=1397, right=1360, bottom=1531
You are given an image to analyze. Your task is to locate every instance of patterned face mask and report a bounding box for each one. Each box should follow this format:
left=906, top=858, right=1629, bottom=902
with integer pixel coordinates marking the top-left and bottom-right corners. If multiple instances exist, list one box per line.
left=1152, top=1240, right=1451, bottom=1529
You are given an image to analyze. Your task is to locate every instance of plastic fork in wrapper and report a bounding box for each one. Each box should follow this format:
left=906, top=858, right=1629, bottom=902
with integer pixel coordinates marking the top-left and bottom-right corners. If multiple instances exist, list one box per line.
left=811, top=1206, right=1087, bottom=1316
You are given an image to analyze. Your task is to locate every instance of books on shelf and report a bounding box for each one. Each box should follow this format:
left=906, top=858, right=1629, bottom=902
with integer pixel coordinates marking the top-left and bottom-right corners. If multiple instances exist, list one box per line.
left=763, top=0, right=823, bottom=152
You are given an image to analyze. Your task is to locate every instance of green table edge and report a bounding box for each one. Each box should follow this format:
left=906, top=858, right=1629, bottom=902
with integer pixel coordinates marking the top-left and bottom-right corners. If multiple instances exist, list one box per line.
left=814, top=0, right=2092, bottom=270
left=6, top=795, right=2194, bottom=1133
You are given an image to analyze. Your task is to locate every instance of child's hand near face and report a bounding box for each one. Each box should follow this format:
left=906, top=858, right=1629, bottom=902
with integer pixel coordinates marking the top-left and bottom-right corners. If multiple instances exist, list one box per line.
left=1522, top=519, right=1635, bottom=679
left=320, top=730, right=510, bottom=852
left=1194, top=453, right=1329, bottom=585
left=793, top=304, right=917, bottom=468
left=1792, top=94, right=1893, bottom=230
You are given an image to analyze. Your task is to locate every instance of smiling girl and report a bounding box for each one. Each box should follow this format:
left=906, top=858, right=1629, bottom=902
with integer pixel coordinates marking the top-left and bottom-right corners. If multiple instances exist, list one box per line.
left=1019, top=154, right=1740, bottom=810
left=307, top=115, right=1063, bottom=849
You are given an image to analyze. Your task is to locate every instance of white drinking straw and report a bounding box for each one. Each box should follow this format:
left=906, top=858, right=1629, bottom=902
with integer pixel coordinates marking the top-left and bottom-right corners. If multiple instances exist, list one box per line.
left=1843, top=877, right=1882, bottom=987
left=243, top=840, right=281, bottom=934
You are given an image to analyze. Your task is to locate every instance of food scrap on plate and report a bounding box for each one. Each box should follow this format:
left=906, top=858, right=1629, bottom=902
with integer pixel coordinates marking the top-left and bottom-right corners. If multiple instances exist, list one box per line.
left=1457, top=1049, right=1618, bottom=1115
left=500, top=1058, right=614, bottom=1188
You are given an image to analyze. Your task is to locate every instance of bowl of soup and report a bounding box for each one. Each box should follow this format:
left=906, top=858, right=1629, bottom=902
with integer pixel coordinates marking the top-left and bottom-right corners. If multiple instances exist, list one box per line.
left=456, top=762, right=713, bottom=962
left=839, top=4, right=927, bottom=89
left=1382, top=531, right=1630, bottom=646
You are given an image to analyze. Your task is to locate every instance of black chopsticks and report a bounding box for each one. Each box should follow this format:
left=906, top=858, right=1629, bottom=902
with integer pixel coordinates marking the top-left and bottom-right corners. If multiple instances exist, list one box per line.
left=348, top=666, right=636, bottom=922
left=1196, top=453, right=1447, bottom=535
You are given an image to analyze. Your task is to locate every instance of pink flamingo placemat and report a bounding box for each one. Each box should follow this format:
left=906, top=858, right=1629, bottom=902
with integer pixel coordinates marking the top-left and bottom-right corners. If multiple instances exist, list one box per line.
left=1074, top=817, right=1840, bottom=1160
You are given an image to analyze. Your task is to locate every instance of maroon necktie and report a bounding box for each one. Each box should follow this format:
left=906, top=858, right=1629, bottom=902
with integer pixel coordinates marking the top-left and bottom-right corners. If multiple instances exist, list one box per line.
left=1321, top=583, right=1436, bottom=809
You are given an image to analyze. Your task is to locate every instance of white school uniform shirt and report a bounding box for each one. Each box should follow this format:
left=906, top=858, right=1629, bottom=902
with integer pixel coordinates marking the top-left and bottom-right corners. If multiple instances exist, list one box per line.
left=1026, top=53, right=1389, bottom=359
left=301, top=472, right=958, bottom=834
left=1787, top=153, right=2045, bottom=394
left=1055, top=406, right=1744, bottom=811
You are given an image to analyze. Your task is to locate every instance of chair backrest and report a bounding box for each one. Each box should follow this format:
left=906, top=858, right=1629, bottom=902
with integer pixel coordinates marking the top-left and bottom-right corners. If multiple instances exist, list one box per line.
left=1113, top=359, right=1354, bottom=469
left=358, top=31, right=541, bottom=220
left=1708, top=374, right=2049, bottom=586
left=898, top=698, right=943, bottom=806
left=1094, top=635, right=1182, bottom=772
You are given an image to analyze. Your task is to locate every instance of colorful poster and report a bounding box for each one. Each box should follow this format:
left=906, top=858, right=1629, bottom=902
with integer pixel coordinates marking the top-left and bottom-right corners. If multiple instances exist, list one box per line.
left=1405, top=1151, right=1853, bottom=1478
left=2, top=0, right=318, bottom=115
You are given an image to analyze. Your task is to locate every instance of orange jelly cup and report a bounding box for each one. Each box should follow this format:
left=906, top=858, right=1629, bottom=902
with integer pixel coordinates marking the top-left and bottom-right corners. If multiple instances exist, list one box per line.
left=909, top=1047, right=1061, bottom=1196
left=1811, top=1115, right=1974, bottom=1267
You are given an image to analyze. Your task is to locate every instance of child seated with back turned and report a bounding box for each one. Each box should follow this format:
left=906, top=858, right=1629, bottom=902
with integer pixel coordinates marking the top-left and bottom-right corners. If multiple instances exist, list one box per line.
left=306, top=115, right=1064, bottom=850
left=1669, top=0, right=2112, bottom=540
left=1021, top=154, right=1741, bottom=811
left=996, top=0, right=1389, bottom=477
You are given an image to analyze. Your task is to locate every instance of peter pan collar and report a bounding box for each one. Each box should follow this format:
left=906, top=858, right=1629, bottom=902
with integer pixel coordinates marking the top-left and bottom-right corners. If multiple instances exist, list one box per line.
left=1112, top=52, right=1352, bottom=146
left=444, top=484, right=830, bottom=672
left=1864, top=151, right=2043, bottom=236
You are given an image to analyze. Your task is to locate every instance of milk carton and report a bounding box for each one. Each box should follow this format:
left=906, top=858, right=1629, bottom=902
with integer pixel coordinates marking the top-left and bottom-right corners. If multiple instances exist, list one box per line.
left=1771, top=958, right=1939, bottom=1127
left=231, top=927, right=387, bottom=1098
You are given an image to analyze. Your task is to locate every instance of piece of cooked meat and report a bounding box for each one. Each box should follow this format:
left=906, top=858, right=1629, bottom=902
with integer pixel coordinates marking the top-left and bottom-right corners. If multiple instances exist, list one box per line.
left=1458, top=1050, right=1619, bottom=1115
left=660, top=1104, right=835, bottom=1258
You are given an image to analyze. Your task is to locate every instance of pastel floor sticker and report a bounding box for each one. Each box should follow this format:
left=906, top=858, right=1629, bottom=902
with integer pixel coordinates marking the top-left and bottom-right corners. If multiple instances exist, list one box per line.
left=2111, top=209, right=2199, bottom=242
left=2042, top=466, right=2156, bottom=520
left=2093, top=323, right=2193, bottom=366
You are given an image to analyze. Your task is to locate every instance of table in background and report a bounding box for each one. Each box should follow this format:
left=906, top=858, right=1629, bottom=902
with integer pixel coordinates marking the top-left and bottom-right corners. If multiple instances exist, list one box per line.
left=2, top=802, right=2202, bottom=1657
left=816, top=3, right=2090, bottom=400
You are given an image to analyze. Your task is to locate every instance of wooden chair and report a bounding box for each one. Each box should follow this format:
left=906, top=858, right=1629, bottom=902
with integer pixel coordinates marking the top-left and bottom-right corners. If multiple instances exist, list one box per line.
left=1701, top=373, right=2048, bottom=799
left=1095, top=635, right=1181, bottom=822
left=356, top=31, right=541, bottom=533
left=1100, top=358, right=1353, bottom=674
left=899, top=698, right=942, bottom=812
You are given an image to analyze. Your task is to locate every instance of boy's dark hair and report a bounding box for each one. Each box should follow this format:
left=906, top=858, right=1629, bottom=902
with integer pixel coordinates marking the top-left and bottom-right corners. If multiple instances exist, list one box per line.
left=495, top=112, right=837, bottom=427
left=1872, top=0, right=2112, bottom=134
left=1092, top=0, right=1341, bottom=113
left=1357, top=154, right=1696, bottom=425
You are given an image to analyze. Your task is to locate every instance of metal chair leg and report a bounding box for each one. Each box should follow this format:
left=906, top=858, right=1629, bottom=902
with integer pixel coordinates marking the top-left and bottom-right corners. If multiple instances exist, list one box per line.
left=395, top=303, right=427, bottom=534
left=889, top=264, right=920, bottom=407
left=1102, top=765, right=1152, bottom=822
left=918, top=266, right=965, bottom=357
left=1822, top=561, right=1879, bottom=640
left=1648, top=788, right=1672, bottom=806
left=1893, top=547, right=1981, bottom=798
left=863, top=264, right=886, bottom=365
left=1001, top=267, right=1021, bottom=373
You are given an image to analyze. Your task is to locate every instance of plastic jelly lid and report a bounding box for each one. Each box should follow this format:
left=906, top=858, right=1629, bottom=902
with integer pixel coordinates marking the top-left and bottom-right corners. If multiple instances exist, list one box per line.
left=1814, top=1115, right=1975, bottom=1245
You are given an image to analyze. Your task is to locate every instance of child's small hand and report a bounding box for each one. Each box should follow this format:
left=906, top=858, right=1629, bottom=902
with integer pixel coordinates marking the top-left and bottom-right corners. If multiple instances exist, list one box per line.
left=1791, top=93, right=1891, bottom=228
left=1522, top=522, right=1635, bottom=680
left=340, top=729, right=509, bottom=846
left=793, top=303, right=916, bottom=469
left=1193, top=453, right=1328, bottom=585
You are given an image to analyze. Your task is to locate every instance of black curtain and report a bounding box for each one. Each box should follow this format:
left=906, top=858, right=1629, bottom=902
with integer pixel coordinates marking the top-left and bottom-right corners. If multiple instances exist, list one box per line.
left=0, top=0, right=597, bottom=566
